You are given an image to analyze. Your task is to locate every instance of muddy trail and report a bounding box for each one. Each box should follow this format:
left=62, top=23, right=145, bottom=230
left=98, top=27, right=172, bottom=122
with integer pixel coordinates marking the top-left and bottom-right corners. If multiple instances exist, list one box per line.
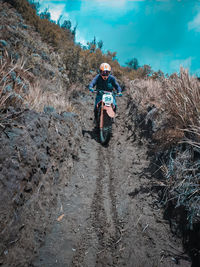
left=33, top=93, right=190, bottom=267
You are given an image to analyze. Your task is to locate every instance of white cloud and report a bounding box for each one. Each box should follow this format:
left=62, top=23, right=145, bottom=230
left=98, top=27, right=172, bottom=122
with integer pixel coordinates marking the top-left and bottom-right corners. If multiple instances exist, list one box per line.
left=39, top=2, right=68, bottom=22
left=50, top=6, right=65, bottom=21
left=188, top=12, right=200, bottom=32
left=76, top=29, right=87, bottom=46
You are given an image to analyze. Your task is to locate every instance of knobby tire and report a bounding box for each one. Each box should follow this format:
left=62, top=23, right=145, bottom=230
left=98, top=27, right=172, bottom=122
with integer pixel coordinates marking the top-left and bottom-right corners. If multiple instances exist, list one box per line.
left=100, top=110, right=112, bottom=145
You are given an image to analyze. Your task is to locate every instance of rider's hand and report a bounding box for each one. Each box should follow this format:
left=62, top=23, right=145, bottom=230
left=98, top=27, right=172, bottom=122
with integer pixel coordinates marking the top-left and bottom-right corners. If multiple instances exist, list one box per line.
left=89, top=88, right=94, bottom=93
left=117, top=92, right=122, bottom=97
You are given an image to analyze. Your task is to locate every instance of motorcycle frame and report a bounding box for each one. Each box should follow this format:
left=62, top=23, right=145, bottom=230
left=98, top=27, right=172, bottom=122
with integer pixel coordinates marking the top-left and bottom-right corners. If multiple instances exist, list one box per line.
left=95, top=91, right=116, bottom=130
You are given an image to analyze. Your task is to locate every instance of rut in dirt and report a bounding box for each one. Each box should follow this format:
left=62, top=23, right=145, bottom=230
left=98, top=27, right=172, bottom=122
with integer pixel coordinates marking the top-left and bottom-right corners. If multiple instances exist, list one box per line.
left=33, top=93, right=191, bottom=267
left=89, top=145, right=122, bottom=266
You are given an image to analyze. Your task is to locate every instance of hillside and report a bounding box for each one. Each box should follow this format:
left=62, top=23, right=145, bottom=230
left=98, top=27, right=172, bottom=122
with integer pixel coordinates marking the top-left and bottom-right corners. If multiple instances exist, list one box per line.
left=0, top=1, right=199, bottom=267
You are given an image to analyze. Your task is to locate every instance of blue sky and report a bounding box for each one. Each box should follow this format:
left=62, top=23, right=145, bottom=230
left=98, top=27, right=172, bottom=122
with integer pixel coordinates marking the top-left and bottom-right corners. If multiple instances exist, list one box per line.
left=38, top=0, right=200, bottom=75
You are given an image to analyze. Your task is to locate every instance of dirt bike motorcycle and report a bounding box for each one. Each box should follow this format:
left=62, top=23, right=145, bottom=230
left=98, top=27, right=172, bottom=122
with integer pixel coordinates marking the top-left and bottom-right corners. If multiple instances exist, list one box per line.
left=94, top=90, right=121, bottom=145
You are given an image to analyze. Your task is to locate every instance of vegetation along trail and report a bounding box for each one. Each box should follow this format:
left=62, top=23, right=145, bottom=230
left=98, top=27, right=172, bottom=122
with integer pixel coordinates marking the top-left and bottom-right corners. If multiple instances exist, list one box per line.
left=33, top=92, right=190, bottom=267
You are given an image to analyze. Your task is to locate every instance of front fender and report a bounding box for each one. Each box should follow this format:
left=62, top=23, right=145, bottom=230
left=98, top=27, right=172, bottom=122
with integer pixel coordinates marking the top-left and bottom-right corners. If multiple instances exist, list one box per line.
left=103, top=106, right=115, bottom=118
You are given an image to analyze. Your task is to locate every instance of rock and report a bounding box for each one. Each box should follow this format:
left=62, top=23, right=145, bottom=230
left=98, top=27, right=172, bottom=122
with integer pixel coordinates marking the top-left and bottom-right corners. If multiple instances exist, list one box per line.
left=0, top=40, right=8, bottom=47
left=51, top=112, right=62, bottom=120
left=62, top=112, right=78, bottom=119
left=4, top=127, right=24, bottom=139
left=43, top=106, right=55, bottom=113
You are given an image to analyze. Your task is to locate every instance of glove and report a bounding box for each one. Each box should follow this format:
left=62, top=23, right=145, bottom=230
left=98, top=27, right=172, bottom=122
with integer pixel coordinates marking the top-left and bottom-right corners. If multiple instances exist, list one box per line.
left=117, top=92, right=122, bottom=97
left=89, top=88, right=94, bottom=93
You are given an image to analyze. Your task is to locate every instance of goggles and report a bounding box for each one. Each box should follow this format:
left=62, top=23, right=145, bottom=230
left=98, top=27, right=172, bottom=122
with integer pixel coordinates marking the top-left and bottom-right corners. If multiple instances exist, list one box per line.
left=100, top=70, right=110, bottom=76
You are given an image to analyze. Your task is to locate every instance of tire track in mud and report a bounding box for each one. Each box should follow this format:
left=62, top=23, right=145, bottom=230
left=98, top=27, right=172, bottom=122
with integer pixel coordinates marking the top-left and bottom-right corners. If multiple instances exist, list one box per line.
left=70, top=141, right=121, bottom=267
left=90, top=146, right=108, bottom=249
left=70, top=146, right=109, bottom=267
left=90, top=145, right=121, bottom=266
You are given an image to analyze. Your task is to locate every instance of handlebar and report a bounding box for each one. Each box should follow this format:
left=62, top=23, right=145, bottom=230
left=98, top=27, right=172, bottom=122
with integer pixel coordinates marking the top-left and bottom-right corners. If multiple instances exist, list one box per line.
left=91, top=90, right=122, bottom=96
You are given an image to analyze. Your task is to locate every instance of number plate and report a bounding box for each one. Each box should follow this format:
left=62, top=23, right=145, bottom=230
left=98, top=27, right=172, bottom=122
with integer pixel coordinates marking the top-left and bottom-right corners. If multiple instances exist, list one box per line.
left=102, top=94, right=113, bottom=106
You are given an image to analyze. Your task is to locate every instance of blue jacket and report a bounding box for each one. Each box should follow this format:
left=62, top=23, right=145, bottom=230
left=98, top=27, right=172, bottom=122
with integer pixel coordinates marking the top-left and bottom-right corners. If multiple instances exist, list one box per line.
left=89, top=74, right=122, bottom=93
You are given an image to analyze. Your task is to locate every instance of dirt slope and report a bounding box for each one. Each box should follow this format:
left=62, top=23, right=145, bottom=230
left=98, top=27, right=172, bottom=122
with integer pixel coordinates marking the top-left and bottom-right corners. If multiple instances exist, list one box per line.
left=32, top=93, right=190, bottom=267
left=0, top=108, right=82, bottom=267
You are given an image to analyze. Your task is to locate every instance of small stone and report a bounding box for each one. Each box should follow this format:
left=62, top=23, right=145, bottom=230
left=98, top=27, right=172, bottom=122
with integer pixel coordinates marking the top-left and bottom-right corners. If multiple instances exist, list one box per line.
left=44, top=106, right=55, bottom=113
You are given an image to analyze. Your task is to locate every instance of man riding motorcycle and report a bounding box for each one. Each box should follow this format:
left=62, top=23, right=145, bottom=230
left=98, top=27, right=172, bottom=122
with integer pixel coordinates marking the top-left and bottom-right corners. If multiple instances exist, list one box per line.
left=89, top=63, right=122, bottom=123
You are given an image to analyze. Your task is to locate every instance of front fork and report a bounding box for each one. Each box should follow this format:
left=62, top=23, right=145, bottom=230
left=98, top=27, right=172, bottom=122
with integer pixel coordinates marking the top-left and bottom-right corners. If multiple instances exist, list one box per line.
left=100, top=102, right=104, bottom=129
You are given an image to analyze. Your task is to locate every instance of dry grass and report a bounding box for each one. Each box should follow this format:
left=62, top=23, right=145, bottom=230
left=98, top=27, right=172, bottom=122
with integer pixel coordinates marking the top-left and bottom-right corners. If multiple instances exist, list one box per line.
left=0, top=52, right=75, bottom=117
left=25, top=83, right=75, bottom=113
left=128, top=69, right=200, bottom=228
left=161, top=69, right=200, bottom=146
left=129, top=78, right=164, bottom=109
left=129, top=68, right=200, bottom=145
left=0, top=52, right=32, bottom=111
left=163, top=68, right=200, bottom=130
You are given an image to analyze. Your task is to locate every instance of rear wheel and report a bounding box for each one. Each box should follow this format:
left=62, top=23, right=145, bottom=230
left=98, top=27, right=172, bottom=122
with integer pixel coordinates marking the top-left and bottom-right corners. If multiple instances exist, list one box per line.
left=99, top=110, right=112, bottom=145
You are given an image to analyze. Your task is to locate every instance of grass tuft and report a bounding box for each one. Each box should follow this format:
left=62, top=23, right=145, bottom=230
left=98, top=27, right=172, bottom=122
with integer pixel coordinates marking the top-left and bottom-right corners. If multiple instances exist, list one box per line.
left=0, top=52, right=75, bottom=118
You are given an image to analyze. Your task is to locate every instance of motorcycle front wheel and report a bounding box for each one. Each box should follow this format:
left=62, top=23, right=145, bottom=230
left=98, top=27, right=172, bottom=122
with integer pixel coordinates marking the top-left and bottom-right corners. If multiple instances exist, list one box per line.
left=99, top=110, right=112, bottom=145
